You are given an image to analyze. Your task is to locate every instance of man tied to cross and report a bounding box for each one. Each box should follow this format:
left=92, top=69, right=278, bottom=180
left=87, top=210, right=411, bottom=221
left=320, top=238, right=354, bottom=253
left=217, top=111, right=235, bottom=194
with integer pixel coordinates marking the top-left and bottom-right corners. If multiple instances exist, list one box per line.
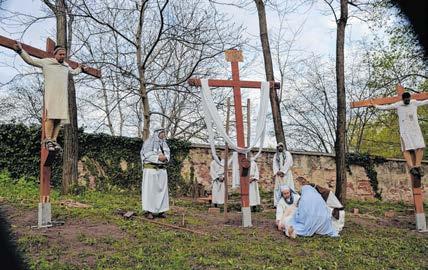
left=369, top=91, right=428, bottom=177
left=13, top=41, right=88, bottom=151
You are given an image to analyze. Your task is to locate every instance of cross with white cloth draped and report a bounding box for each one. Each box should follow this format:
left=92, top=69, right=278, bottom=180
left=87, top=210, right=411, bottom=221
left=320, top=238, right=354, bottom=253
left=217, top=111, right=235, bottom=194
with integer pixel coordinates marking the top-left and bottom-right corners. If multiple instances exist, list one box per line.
left=188, top=49, right=280, bottom=227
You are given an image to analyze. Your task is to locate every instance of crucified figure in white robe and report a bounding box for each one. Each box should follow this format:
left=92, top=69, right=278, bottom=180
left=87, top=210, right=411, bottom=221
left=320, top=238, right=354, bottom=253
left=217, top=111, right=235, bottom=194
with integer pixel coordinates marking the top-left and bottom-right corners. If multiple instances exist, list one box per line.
left=370, top=92, right=428, bottom=177
left=13, top=42, right=87, bottom=151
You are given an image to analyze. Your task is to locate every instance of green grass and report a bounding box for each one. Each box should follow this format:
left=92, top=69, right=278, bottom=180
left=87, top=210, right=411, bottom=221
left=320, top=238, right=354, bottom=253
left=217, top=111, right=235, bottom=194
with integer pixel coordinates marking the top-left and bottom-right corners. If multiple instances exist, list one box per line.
left=0, top=171, right=427, bottom=270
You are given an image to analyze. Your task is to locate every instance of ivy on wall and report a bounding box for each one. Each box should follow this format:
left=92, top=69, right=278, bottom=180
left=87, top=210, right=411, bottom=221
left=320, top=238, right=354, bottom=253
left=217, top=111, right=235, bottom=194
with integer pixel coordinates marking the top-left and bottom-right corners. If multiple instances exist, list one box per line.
left=0, top=124, right=191, bottom=194
left=346, top=152, right=386, bottom=200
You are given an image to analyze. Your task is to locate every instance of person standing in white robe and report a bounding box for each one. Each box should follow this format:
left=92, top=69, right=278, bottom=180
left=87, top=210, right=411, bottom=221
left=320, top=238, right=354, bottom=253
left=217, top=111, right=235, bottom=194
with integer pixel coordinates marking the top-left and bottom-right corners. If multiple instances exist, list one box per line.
left=210, top=155, right=225, bottom=207
left=272, top=143, right=295, bottom=206
left=371, top=92, right=428, bottom=177
left=249, top=159, right=261, bottom=212
left=140, top=129, right=170, bottom=219
left=276, top=185, right=300, bottom=232
left=13, top=42, right=86, bottom=151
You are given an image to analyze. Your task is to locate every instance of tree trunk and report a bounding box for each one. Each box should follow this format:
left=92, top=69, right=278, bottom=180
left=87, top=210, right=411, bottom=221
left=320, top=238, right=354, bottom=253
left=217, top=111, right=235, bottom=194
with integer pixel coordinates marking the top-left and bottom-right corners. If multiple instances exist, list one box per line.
left=254, top=0, right=286, bottom=147
left=334, top=0, right=348, bottom=204
left=136, top=3, right=150, bottom=140
left=140, top=71, right=150, bottom=140
left=51, top=0, right=79, bottom=194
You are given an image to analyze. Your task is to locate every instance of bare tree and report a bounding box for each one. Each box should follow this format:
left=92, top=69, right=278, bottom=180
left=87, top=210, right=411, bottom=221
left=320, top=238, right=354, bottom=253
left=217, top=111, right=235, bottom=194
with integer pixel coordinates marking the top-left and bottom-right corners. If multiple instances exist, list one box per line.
left=254, top=0, right=286, bottom=147
left=69, top=0, right=243, bottom=139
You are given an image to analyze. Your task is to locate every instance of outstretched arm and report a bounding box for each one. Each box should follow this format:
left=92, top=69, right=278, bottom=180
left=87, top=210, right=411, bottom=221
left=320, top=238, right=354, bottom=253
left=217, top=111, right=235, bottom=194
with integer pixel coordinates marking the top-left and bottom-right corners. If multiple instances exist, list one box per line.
left=372, top=101, right=400, bottom=110
left=68, top=64, right=84, bottom=75
left=414, top=99, right=428, bottom=107
left=14, top=42, right=45, bottom=68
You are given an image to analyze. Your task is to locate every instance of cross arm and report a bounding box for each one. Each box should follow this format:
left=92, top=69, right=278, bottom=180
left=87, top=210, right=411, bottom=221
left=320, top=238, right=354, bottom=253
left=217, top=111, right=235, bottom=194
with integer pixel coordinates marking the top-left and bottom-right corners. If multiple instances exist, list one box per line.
left=0, top=35, right=101, bottom=78
left=351, top=92, right=428, bottom=108
left=188, top=78, right=280, bottom=89
left=350, top=96, right=401, bottom=108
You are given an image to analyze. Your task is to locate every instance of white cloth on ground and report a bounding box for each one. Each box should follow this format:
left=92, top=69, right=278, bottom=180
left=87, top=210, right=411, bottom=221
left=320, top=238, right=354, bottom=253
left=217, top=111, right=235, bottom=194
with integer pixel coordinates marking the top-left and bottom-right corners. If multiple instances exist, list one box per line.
left=273, top=151, right=295, bottom=206
left=375, top=99, right=428, bottom=151
left=140, top=130, right=170, bottom=214
left=249, top=160, right=261, bottom=206
left=19, top=50, right=82, bottom=123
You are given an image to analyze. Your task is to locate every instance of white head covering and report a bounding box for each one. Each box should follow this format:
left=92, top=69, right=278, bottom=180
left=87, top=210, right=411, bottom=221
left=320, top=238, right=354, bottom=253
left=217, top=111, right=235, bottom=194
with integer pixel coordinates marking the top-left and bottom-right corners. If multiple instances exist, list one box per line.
left=277, top=184, right=297, bottom=205
left=140, top=128, right=170, bottom=165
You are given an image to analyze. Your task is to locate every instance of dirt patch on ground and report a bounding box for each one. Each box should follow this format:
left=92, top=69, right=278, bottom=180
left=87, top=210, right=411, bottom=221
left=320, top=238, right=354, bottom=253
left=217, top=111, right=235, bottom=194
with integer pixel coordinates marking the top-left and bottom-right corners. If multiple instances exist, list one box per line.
left=1, top=203, right=129, bottom=268
left=1, top=198, right=425, bottom=268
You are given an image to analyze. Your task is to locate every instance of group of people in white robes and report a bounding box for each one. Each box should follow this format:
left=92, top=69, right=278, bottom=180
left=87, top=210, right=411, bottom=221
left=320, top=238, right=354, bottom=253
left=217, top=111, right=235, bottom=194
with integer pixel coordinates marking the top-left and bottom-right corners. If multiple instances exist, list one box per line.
left=209, top=154, right=261, bottom=211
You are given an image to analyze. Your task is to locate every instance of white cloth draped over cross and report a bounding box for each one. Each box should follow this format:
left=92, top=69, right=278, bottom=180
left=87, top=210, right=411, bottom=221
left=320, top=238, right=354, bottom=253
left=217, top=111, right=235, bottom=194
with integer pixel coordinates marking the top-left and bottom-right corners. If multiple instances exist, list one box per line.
left=200, top=79, right=270, bottom=167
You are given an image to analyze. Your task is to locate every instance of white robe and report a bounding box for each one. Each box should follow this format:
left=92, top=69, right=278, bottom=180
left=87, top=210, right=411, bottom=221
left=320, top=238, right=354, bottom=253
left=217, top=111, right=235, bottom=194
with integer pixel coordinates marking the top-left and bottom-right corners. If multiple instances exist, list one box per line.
left=141, top=135, right=170, bottom=214
left=210, top=159, right=225, bottom=204
left=326, top=191, right=345, bottom=233
left=276, top=195, right=300, bottom=228
left=249, top=160, right=261, bottom=206
left=272, top=151, right=295, bottom=206
left=375, top=99, right=428, bottom=151
left=19, top=50, right=82, bottom=124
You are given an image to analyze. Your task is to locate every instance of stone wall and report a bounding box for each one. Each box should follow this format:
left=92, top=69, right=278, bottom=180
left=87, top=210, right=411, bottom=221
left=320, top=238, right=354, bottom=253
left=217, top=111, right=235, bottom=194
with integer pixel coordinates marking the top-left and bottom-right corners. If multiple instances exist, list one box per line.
left=181, top=144, right=428, bottom=203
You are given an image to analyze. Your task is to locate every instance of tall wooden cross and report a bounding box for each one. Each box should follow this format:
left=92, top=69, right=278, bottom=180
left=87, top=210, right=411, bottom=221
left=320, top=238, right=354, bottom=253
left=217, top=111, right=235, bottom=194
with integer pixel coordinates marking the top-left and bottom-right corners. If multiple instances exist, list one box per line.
left=188, top=49, right=280, bottom=227
left=0, top=34, right=101, bottom=227
left=351, top=84, right=428, bottom=231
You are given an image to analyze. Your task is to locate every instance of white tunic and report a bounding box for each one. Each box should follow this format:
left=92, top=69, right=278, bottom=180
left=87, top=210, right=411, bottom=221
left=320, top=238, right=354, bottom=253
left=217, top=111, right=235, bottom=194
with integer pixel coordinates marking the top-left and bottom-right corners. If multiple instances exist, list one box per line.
left=276, top=194, right=300, bottom=228
left=19, top=50, right=82, bottom=123
left=249, top=160, right=261, bottom=206
left=326, top=191, right=345, bottom=233
left=141, top=136, right=170, bottom=214
left=375, top=99, right=428, bottom=151
left=210, top=159, right=225, bottom=204
left=272, top=151, right=295, bottom=206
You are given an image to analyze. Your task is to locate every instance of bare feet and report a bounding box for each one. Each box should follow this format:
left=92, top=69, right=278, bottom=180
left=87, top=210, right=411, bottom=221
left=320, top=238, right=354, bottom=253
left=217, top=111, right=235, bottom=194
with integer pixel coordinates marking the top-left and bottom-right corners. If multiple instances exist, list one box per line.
left=146, top=212, right=154, bottom=219
left=287, top=226, right=296, bottom=239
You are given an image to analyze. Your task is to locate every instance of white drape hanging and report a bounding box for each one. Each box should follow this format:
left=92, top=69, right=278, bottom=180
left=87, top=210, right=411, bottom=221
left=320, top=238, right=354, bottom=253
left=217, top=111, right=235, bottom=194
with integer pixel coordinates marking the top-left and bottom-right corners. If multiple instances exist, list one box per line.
left=200, top=79, right=269, bottom=158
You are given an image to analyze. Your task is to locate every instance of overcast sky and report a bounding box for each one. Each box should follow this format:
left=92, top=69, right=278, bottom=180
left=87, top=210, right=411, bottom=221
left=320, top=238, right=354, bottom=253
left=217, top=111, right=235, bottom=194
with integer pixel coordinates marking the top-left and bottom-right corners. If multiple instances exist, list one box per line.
left=0, top=0, right=375, bottom=145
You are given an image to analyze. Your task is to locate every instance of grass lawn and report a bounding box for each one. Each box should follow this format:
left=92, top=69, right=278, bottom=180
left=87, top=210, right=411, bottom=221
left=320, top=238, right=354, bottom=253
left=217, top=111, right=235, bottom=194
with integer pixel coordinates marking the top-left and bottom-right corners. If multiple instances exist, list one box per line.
left=0, top=172, right=427, bottom=270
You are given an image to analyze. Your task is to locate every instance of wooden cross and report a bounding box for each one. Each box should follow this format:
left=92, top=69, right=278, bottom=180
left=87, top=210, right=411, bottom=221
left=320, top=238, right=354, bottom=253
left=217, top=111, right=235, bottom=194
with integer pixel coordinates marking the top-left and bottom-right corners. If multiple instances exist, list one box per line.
left=188, top=49, right=279, bottom=227
left=0, top=35, right=101, bottom=226
left=351, top=84, right=427, bottom=231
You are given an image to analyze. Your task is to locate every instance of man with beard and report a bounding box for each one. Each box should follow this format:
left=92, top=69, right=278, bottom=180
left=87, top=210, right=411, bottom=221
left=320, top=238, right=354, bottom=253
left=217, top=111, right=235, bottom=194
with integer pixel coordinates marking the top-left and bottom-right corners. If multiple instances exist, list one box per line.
left=13, top=42, right=87, bottom=151
left=272, top=143, right=295, bottom=206
left=140, top=129, right=170, bottom=219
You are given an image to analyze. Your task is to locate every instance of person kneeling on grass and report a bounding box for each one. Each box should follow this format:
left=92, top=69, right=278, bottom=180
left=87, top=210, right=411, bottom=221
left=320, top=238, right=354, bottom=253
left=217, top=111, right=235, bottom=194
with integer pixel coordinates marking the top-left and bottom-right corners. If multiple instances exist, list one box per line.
left=285, top=185, right=339, bottom=238
left=275, top=184, right=300, bottom=234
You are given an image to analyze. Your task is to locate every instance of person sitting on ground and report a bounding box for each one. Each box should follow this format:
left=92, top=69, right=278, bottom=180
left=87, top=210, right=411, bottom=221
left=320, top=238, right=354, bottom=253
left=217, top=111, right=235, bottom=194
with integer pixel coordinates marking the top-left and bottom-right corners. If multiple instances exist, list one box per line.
left=275, top=184, right=300, bottom=233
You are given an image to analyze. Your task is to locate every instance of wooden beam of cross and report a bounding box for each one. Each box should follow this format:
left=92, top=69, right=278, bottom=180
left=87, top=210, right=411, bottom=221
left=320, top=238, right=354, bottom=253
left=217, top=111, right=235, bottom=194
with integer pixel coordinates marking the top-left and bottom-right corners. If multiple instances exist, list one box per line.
left=351, top=84, right=427, bottom=232
left=0, top=35, right=101, bottom=227
left=0, top=35, right=101, bottom=78
left=351, top=84, right=428, bottom=108
left=188, top=49, right=279, bottom=227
